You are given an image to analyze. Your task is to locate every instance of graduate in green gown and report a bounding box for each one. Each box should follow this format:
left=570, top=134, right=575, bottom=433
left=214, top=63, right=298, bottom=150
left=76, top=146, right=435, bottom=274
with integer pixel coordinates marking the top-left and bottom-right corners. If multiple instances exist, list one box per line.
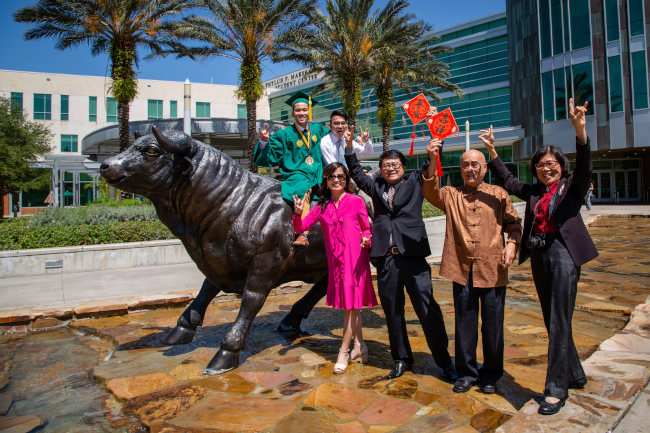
left=254, top=91, right=329, bottom=245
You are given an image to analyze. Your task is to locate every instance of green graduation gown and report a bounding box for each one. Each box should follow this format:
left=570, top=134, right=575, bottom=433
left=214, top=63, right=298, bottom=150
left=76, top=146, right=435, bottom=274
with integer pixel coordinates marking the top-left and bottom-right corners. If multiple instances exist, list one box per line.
left=253, top=122, right=330, bottom=203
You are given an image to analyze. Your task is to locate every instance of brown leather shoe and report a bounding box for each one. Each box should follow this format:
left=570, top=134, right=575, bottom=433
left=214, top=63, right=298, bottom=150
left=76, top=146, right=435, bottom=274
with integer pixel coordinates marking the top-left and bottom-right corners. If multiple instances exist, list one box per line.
left=293, top=234, right=309, bottom=246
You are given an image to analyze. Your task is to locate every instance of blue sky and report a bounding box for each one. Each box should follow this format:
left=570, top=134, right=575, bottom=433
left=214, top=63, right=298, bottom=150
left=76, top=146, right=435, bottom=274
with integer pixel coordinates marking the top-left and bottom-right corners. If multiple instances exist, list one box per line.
left=0, top=0, right=505, bottom=85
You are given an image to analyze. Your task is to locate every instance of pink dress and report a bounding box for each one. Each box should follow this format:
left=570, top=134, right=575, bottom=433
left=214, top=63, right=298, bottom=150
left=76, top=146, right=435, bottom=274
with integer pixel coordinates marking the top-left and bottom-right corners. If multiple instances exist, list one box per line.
left=293, top=194, right=378, bottom=310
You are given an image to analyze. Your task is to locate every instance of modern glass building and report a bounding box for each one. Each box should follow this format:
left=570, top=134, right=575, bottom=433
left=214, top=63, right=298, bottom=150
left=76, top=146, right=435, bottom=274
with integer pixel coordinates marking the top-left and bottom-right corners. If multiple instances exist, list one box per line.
left=508, top=0, right=649, bottom=202
left=264, top=4, right=650, bottom=202
left=263, top=12, right=530, bottom=188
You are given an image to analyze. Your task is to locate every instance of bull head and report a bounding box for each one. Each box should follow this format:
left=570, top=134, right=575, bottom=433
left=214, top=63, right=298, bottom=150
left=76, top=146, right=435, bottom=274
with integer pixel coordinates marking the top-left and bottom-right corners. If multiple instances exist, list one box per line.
left=100, top=127, right=196, bottom=196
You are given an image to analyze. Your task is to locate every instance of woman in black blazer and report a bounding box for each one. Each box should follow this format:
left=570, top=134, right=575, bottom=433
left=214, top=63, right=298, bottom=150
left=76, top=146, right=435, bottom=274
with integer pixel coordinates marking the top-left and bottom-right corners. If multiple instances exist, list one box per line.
left=479, top=99, right=598, bottom=415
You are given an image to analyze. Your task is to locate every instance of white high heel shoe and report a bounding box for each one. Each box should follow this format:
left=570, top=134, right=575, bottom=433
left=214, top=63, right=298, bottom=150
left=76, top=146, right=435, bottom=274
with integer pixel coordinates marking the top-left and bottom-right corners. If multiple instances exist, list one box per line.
left=351, top=343, right=368, bottom=364
left=334, top=349, right=350, bottom=374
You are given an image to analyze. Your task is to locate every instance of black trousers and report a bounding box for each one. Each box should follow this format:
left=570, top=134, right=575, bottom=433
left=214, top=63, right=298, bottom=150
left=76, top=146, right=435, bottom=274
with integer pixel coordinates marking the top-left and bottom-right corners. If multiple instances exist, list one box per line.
left=530, top=235, right=586, bottom=400
left=377, top=254, right=452, bottom=367
left=452, top=266, right=506, bottom=384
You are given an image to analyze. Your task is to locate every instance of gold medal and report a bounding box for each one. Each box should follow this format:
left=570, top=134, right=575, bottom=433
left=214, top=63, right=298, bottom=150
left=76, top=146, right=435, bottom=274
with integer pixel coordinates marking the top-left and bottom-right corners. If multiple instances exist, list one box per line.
left=297, top=140, right=303, bottom=147
left=305, top=156, right=314, bottom=165
left=312, top=135, right=317, bottom=142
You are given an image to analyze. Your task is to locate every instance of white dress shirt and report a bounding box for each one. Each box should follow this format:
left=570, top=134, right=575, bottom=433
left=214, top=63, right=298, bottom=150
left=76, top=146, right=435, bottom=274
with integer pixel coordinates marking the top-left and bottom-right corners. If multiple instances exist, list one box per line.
left=320, top=131, right=373, bottom=165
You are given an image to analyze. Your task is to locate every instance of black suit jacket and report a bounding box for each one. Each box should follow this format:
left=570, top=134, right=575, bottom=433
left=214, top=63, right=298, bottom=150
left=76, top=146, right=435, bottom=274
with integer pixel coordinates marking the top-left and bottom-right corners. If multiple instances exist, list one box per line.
left=487, top=137, right=598, bottom=266
left=345, top=153, right=431, bottom=258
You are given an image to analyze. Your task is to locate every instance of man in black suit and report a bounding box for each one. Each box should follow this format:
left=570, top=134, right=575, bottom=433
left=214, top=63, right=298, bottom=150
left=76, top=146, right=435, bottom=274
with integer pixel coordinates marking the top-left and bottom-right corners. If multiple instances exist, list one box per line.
left=278, top=129, right=456, bottom=382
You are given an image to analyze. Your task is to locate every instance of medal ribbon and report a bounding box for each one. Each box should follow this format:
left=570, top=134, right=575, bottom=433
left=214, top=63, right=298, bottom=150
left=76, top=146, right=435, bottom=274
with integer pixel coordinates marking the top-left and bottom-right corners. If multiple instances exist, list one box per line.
left=294, top=124, right=311, bottom=150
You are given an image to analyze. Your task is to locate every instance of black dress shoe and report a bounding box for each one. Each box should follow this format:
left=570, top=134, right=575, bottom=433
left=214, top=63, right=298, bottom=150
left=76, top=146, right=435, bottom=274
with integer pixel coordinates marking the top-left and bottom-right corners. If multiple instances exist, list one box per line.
left=538, top=398, right=566, bottom=415
left=452, top=379, right=475, bottom=393
left=568, top=378, right=587, bottom=389
left=387, top=361, right=411, bottom=379
left=441, top=365, right=457, bottom=383
left=480, top=381, right=497, bottom=394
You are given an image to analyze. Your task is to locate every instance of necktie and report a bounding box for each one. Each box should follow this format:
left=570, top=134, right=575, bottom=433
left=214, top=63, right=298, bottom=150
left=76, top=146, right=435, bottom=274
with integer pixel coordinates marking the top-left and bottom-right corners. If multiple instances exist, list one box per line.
left=336, top=139, right=347, bottom=167
left=387, top=186, right=395, bottom=210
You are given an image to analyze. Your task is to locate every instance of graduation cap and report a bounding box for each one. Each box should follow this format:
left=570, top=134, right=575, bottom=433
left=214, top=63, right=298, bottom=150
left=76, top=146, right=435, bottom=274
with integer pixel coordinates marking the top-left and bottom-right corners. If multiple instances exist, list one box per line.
left=286, top=90, right=319, bottom=121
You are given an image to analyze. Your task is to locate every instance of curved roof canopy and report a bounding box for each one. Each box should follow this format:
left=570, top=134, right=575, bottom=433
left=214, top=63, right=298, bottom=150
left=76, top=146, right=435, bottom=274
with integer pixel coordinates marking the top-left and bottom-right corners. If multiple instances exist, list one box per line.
left=82, top=118, right=288, bottom=160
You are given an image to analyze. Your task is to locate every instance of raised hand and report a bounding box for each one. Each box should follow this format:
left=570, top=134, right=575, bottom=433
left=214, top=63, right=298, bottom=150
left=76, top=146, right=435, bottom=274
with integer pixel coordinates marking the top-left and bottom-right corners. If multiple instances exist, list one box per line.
left=344, top=129, right=354, bottom=148
left=427, top=106, right=439, bottom=117
left=568, top=98, right=588, bottom=144
left=358, top=126, right=370, bottom=143
left=292, top=192, right=308, bottom=215
left=258, top=123, right=270, bottom=142
left=361, top=233, right=372, bottom=248
left=426, top=138, right=443, bottom=158
left=478, top=125, right=498, bottom=159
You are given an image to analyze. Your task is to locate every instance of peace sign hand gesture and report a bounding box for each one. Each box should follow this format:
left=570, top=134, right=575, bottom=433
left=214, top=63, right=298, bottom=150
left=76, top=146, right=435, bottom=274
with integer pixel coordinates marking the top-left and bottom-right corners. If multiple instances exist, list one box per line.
left=258, top=123, right=270, bottom=142
left=292, top=193, right=309, bottom=215
left=478, top=125, right=498, bottom=160
left=568, top=98, right=588, bottom=144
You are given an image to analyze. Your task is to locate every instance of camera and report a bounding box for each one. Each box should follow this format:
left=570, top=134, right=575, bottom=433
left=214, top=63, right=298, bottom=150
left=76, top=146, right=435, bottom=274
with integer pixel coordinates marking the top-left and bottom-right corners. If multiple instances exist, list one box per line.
left=526, top=234, right=546, bottom=249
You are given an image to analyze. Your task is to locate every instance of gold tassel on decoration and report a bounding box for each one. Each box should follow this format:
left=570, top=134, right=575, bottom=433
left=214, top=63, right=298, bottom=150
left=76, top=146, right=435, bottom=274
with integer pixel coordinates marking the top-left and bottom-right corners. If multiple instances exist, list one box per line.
left=309, top=96, right=312, bottom=121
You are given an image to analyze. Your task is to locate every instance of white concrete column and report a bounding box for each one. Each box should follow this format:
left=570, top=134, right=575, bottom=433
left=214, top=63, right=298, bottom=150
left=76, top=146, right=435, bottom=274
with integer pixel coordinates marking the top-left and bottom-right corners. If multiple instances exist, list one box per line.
left=184, top=79, right=191, bottom=134
left=465, top=120, right=470, bottom=152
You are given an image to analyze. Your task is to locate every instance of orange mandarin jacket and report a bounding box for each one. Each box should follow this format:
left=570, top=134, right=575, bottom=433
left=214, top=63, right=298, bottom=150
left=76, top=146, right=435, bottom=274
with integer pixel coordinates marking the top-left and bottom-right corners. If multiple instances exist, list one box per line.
left=422, top=174, right=522, bottom=288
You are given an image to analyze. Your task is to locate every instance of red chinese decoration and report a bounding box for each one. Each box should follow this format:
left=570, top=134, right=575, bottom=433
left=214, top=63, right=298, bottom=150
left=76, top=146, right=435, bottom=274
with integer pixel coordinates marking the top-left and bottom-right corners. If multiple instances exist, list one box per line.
left=426, top=108, right=458, bottom=140
left=402, top=93, right=430, bottom=125
left=426, top=109, right=459, bottom=177
left=409, top=132, right=417, bottom=156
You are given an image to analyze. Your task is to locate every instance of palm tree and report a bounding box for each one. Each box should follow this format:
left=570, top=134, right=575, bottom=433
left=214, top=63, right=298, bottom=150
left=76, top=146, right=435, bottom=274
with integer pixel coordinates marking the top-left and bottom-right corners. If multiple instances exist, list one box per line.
left=14, top=0, right=191, bottom=199
left=371, top=23, right=462, bottom=151
left=274, top=0, right=414, bottom=130
left=154, top=0, right=313, bottom=173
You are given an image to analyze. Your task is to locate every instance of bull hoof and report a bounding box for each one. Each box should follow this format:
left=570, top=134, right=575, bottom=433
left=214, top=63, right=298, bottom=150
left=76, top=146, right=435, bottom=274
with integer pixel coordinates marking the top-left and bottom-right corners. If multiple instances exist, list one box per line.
left=277, top=312, right=302, bottom=332
left=204, top=348, right=240, bottom=375
left=162, top=325, right=196, bottom=345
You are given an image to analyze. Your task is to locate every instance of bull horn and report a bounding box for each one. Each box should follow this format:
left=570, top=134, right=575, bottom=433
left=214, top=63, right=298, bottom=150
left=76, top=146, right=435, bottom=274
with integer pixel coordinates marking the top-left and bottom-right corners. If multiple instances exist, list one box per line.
left=152, top=126, right=191, bottom=155
left=134, top=131, right=142, bottom=139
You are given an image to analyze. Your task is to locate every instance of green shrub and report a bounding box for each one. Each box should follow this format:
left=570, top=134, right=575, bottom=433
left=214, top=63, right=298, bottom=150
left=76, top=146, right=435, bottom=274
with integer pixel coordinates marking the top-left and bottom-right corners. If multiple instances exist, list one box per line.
left=0, top=220, right=174, bottom=251
left=27, top=205, right=159, bottom=228
left=422, top=201, right=445, bottom=218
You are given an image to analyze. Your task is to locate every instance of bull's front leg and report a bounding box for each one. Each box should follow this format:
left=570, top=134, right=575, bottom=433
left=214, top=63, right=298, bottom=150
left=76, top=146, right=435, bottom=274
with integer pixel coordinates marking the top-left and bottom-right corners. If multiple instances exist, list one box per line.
left=163, top=278, right=219, bottom=345
left=204, top=254, right=277, bottom=375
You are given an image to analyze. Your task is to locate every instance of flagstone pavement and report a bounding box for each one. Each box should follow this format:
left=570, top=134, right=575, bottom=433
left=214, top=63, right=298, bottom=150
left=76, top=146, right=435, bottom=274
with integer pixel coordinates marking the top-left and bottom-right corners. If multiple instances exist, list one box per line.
left=1, top=214, right=649, bottom=432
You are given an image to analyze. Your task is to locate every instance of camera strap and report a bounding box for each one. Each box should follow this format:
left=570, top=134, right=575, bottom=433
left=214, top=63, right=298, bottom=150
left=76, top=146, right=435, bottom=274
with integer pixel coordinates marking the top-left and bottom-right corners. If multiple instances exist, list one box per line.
left=527, top=183, right=561, bottom=240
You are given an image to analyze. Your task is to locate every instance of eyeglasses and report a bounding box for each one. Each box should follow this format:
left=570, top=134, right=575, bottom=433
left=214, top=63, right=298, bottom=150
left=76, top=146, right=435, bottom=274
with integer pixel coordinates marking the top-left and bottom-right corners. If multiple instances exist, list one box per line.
left=331, top=121, right=347, bottom=126
left=535, top=161, right=559, bottom=169
left=381, top=163, right=402, bottom=170
left=326, top=174, right=346, bottom=182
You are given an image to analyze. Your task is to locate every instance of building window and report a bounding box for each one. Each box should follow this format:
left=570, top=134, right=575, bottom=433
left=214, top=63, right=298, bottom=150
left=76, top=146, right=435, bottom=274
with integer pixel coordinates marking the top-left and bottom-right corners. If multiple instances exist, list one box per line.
left=237, top=104, right=246, bottom=119
left=604, top=0, right=619, bottom=42
left=196, top=102, right=210, bottom=118
left=629, top=0, right=645, bottom=37
left=89, top=96, right=97, bottom=121
left=631, top=51, right=648, bottom=109
left=562, top=0, right=570, bottom=51
left=554, top=68, right=567, bottom=119
left=551, top=0, right=564, bottom=55
left=280, top=110, right=288, bottom=122
left=10, top=92, right=23, bottom=113
left=148, top=99, right=163, bottom=120
left=542, top=71, right=555, bottom=122
left=608, top=55, right=623, bottom=112
left=572, top=61, right=594, bottom=114
left=539, top=0, right=552, bottom=58
left=170, top=100, right=177, bottom=118
left=106, top=97, right=118, bottom=122
left=61, top=135, right=78, bottom=152
left=569, top=0, right=591, bottom=50
left=33, top=94, right=51, bottom=120
left=61, top=95, right=69, bottom=121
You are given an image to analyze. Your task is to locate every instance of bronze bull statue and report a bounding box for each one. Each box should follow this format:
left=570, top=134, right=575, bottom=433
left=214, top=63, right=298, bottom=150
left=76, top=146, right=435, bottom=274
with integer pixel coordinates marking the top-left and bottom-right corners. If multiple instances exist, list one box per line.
left=100, top=127, right=328, bottom=374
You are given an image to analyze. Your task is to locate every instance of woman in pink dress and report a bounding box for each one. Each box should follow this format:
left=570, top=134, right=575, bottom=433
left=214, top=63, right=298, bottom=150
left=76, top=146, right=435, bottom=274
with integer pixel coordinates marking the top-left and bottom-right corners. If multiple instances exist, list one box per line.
left=293, top=162, right=377, bottom=374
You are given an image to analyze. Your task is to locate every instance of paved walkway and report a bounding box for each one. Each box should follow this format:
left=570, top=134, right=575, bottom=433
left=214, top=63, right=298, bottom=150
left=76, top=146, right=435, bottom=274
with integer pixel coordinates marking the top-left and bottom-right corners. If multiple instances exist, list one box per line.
left=0, top=203, right=647, bottom=311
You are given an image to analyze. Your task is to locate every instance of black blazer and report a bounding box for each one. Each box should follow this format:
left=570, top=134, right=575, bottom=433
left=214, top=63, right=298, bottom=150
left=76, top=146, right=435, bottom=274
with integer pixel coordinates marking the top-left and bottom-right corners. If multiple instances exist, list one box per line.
left=345, top=153, right=431, bottom=258
left=487, top=137, right=598, bottom=266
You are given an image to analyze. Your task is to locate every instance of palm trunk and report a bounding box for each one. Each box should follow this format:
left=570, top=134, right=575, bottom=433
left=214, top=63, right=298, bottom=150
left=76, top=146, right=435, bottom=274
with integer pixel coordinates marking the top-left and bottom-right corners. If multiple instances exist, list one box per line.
left=382, top=122, right=390, bottom=152
left=247, top=99, right=258, bottom=173
left=118, top=101, right=132, bottom=200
